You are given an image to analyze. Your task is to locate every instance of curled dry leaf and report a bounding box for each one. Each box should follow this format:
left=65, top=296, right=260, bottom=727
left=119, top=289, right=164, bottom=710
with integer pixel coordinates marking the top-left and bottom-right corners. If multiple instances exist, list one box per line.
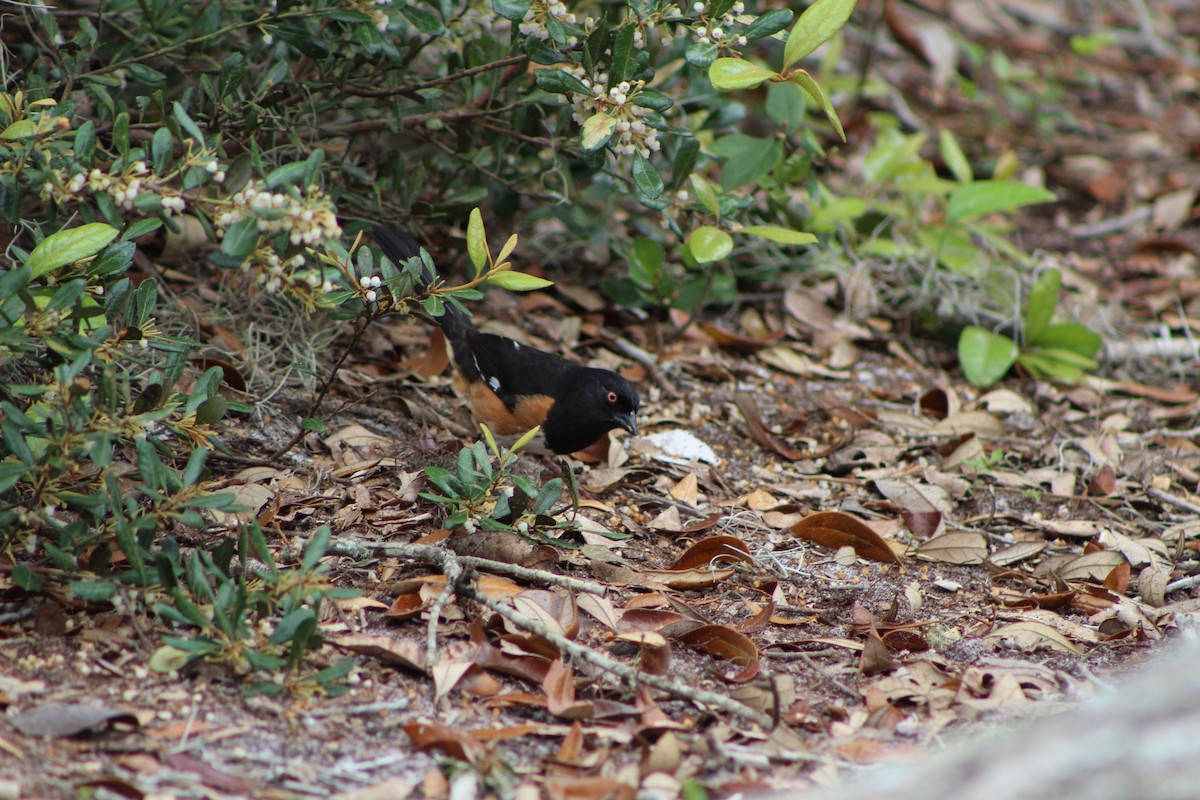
left=699, top=321, right=785, bottom=351
left=543, top=660, right=593, bottom=720
left=403, top=721, right=484, bottom=763
left=617, top=608, right=684, bottom=633
left=914, top=531, right=989, bottom=565
left=9, top=702, right=139, bottom=738
left=989, top=541, right=1047, bottom=566
left=615, top=631, right=672, bottom=675
left=790, top=511, right=900, bottom=564
left=985, top=620, right=1082, bottom=654
left=670, top=535, right=754, bottom=571
left=1138, top=563, right=1172, bottom=607
left=673, top=624, right=760, bottom=683
left=1058, top=550, right=1127, bottom=582
left=859, top=628, right=898, bottom=675
left=927, top=410, right=1005, bottom=437
left=329, top=634, right=426, bottom=672
left=576, top=593, right=620, bottom=630
left=994, top=587, right=1077, bottom=611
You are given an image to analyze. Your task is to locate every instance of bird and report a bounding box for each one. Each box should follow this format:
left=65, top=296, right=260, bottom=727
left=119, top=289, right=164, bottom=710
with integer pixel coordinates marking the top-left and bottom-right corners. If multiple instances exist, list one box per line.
left=373, top=226, right=640, bottom=456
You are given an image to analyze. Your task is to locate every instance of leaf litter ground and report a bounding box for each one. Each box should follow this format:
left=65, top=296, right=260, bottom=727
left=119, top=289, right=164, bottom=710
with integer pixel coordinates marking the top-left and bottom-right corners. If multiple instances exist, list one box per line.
left=4, top=5, right=1200, bottom=798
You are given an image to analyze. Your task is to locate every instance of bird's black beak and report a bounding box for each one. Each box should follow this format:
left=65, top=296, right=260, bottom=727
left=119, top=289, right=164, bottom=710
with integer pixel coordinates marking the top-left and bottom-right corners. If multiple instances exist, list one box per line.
left=616, top=411, right=638, bottom=437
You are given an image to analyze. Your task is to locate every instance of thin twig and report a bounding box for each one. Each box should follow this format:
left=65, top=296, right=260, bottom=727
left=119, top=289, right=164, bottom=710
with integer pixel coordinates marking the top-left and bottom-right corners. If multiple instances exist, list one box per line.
left=344, top=55, right=529, bottom=98
left=455, top=574, right=774, bottom=728
left=323, top=540, right=607, bottom=596
left=1149, top=487, right=1200, bottom=516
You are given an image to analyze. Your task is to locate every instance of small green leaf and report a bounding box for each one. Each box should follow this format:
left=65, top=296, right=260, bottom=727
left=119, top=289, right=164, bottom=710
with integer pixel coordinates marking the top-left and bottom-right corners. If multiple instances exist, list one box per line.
left=958, top=326, right=1019, bottom=388
left=1017, top=351, right=1087, bottom=383
left=149, top=645, right=193, bottom=673
left=581, top=113, right=617, bottom=152
left=688, top=226, right=733, bottom=263
left=1023, top=268, right=1061, bottom=343
left=493, top=0, right=531, bottom=22
left=151, top=127, right=174, bottom=173
left=709, top=133, right=782, bottom=189
left=946, top=180, right=1056, bottom=223
left=632, top=152, right=663, bottom=200
left=467, top=208, right=488, bottom=277
left=1033, top=322, right=1102, bottom=358
left=689, top=174, right=720, bottom=217
left=938, top=128, right=972, bottom=184
left=670, top=139, right=700, bottom=191
left=782, top=0, right=857, bottom=72
left=742, top=8, right=794, bottom=41
left=220, top=216, right=258, bottom=258
left=172, top=101, right=206, bottom=143
left=127, top=62, right=167, bottom=85
left=28, top=223, right=119, bottom=277
left=488, top=270, right=554, bottom=291
left=1, top=119, right=36, bottom=139
left=401, top=4, right=445, bottom=34
left=709, top=57, right=776, bottom=91
left=738, top=225, right=817, bottom=245
left=609, top=25, right=635, bottom=85
left=789, top=70, right=845, bottom=141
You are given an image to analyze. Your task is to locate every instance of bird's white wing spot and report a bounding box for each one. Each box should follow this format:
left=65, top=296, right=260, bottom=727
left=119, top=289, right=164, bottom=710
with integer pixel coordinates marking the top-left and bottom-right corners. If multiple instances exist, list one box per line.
left=488, top=376, right=502, bottom=392
left=512, top=341, right=520, bottom=349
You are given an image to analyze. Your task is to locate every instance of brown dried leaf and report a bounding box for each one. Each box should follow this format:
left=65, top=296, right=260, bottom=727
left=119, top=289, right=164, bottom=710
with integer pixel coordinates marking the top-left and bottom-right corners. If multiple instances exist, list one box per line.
left=859, top=628, right=897, bottom=675
left=1058, top=551, right=1127, bottom=582
left=914, top=531, right=988, bottom=565
left=699, top=321, right=784, bottom=351
left=790, top=511, right=900, bottom=564
left=10, top=702, right=139, bottom=738
left=928, top=411, right=1005, bottom=437
left=615, top=631, right=671, bottom=675
left=989, top=541, right=1047, bottom=566
left=403, top=721, right=484, bottom=763
left=671, top=535, right=753, bottom=570
left=673, top=624, right=760, bottom=682
left=543, top=660, right=593, bottom=720
left=330, top=634, right=426, bottom=672
left=984, top=621, right=1082, bottom=654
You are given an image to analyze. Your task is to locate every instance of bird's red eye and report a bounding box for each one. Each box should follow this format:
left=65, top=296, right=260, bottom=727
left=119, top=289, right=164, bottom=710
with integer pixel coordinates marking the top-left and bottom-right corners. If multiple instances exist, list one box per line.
left=607, top=391, right=618, bottom=403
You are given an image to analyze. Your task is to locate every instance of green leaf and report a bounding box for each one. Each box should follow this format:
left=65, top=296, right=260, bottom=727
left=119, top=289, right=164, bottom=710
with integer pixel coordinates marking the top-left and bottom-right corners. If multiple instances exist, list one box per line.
left=1, top=119, right=36, bottom=140
left=74, top=120, right=96, bottom=162
left=782, top=0, right=857, bottom=72
left=127, top=62, right=167, bottom=85
left=151, top=127, right=174, bottom=173
left=632, top=152, right=663, bottom=200
left=738, top=225, right=817, bottom=245
left=535, top=69, right=591, bottom=96
left=709, top=57, right=776, bottom=91
left=301, top=526, right=332, bottom=572
left=265, top=161, right=307, bottom=189
left=689, top=226, right=733, bottom=263
left=742, top=8, right=794, bottom=41
left=172, top=102, right=206, bottom=143
left=219, top=52, right=246, bottom=100
left=946, top=180, right=1056, bottom=223
left=493, top=0, right=531, bottom=22
left=684, top=42, right=719, bottom=68
left=580, top=113, right=616, bottom=152
left=938, top=128, right=972, bottom=184
left=488, top=270, right=554, bottom=291
left=1017, top=351, right=1087, bottom=383
left=689, top=174, right=720, bottom=217
left=1023, top=268, right=1061, bottom=343
left=400, top=4, right=445, bottom=34
left=609, top=25, right=635, bottom=85
left=467, top=208, right=488, bottom=277
left=28, top=223, right=119, bottom=277
left=149, top=645, right=193, bottom=673
left=220, top=216, right=258, bottom=258
left=709, top=134, right=782, bottom=189
left=628, top=238, right=664, bottom=288
left=789, top=70, right=845, bottom=141
left=670, top=139, right=700, bottom=191
left=1033, top=322, right=1102, bottom=358
left=70, top=579, right=118, bottom=602
left=632, top=90, right=673, bottom=112
left=958, top=326, right=1019, bottom=388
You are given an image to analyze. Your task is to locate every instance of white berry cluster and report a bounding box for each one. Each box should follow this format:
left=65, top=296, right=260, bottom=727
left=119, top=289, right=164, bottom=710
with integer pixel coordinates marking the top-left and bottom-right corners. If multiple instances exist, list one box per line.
left=215, top=180, right=342, bottom=248
left=691, top=0, right=749, bottom=47
left=40, top=159, right=199, bottom=216
left=563, top=68, right=662, bottom=158
left=519, top=0, right=580, bottom=46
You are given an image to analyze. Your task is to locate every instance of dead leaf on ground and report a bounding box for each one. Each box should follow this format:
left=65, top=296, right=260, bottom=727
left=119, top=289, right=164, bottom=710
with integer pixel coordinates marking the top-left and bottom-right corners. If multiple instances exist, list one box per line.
left=734, top=392, right=809, bottom=460
left=330, top=634, right=426, bottom=672
left=670, top=535, right=754, bottom=570
left=984, top=621, right=1082, bottom=654
left=672, top=624, right=760, bottom=682
left=403, top=722, right=485, bottom=763
left=10, top=702, right=139, bottom=738
left=913, top=531, right=988, bottom=564
left=791, top=511, right=901, bottom=564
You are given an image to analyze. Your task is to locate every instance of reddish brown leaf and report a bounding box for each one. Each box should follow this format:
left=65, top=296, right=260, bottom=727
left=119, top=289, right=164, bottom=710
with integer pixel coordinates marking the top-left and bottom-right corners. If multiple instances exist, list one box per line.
left=859, top=628, right=897, bottom=675
left=403, top=722, right=484, bottom=763
left=790, top=511, right=900, bottom=564
left=670, top=535, right=754, bottom=570
left=401, top=326, right=450, bottom=378
left=1088, top=463, right=1117, bottom=496
left=1104, top=562, right=1132, bottom=594
left=698, top=321, right=784, bottom=351
left=543, top=660, right=593, bottom=720
left=673, top=624, right=760, bottom=682
left=329, top=633, right=426, bottom=672
left=617, top=609, right=684, bottom=633
left=615, top=631, right=671, bottom=675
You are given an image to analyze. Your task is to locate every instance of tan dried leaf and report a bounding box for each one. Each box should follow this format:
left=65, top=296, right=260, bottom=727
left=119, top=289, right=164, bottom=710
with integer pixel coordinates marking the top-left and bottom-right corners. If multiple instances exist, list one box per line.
left=914, top=531, right=988, bottom=565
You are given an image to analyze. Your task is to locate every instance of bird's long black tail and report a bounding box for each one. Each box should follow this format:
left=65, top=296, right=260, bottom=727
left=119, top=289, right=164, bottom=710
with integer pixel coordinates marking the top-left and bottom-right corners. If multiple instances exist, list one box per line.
left=372, top=225, right=475, bottom=362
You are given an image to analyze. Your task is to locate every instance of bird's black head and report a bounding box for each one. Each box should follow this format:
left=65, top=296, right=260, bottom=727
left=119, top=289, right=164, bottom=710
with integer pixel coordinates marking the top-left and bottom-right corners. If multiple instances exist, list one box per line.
left=542, top=368, right=640, bottom=455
